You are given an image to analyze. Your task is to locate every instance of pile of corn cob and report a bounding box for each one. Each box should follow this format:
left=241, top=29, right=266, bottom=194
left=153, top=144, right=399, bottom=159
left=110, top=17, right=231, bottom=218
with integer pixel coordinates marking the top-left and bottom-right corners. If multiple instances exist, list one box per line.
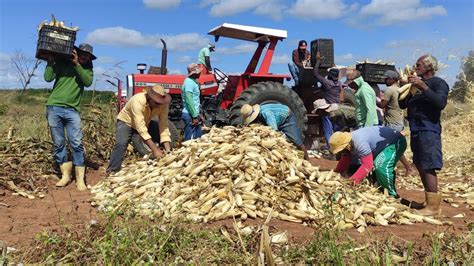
left=92, top=125, right=444, bottom=231
left=398, top=64, right=421, bottom=100
left=37, top=14, right=79, bottom=32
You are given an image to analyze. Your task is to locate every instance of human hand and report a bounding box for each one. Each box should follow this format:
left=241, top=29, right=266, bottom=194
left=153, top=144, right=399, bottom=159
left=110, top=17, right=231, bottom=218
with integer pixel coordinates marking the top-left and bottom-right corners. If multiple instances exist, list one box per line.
left=71, top=50, right=79, bottom=65
left=46, top=54, right=55, bottom=64
left=408, top=76, right=427, bottom=90
left=152, top=148, right=164, bottom=159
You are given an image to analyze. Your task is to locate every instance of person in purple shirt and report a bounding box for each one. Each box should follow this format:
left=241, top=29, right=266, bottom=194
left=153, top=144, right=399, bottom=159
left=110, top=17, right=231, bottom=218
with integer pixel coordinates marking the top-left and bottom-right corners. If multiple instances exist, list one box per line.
left=329, top=126, right=406, bottom=198
left=241, top=103, right=308, bottom=160
left=399, top=54, right=449, bottom=216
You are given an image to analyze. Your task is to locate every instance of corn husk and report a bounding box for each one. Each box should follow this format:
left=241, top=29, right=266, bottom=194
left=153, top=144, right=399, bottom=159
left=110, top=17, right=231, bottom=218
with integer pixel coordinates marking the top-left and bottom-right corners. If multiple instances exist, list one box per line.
left=92, top=125, right=443, bottom=231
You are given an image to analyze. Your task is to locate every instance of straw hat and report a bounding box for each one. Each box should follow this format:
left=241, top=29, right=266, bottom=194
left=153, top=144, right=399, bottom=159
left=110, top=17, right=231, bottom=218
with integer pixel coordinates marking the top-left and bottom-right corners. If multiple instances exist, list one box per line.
left=312, top=99, right=339, bottom=113
left=240, top=104, right=260, bottom=125
left=329, top=132, right=352, bottom=154
left=147, top=85, right=171, bottom=104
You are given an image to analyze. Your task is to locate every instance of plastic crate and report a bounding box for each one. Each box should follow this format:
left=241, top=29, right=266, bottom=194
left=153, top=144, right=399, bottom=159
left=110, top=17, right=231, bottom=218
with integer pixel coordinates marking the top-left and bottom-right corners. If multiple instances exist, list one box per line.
left=310, top=39, right=334, bottom=68
left=356, top=63, right=396, bottom=84
left=36, top=25, right=76, bottom=60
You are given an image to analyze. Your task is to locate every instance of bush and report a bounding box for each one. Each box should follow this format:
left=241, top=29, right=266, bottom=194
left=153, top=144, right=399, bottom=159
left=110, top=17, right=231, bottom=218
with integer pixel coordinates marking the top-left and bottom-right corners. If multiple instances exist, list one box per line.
left=0, top=104, right=8, bottom=115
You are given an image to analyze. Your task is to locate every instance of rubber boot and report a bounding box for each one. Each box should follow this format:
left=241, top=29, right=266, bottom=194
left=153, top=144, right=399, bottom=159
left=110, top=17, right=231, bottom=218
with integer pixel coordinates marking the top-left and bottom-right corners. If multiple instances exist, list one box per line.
left=75, top=166, right=87, bottom=191
left=417, top=192, right=441, bottom=216
left=56, top=162, right=72, bottom=187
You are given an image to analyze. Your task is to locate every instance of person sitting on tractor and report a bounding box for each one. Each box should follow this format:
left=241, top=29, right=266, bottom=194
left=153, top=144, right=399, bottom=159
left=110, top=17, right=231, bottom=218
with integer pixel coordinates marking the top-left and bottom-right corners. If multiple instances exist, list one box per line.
left=181, top=63, right=204, bottom=141
left=288, top=40, right=310, bottom=86
left=107, top=85, right=172, bottom=174
left=241, top=103, right=309, bottom=160
left=329, top=127, right=407, bottom=198
left=198, top=43, right=215, bottom=74
left=345, top=70, right=378, bottom=128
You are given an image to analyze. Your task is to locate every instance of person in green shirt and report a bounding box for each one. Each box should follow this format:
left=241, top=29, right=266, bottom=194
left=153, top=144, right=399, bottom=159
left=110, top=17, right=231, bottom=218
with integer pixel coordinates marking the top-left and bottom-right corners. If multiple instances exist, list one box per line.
left=44, top=43, right=95, bottom=191
left=198, top=43, right=215, bottom=74
left=346, top=70, right=378, bottom=128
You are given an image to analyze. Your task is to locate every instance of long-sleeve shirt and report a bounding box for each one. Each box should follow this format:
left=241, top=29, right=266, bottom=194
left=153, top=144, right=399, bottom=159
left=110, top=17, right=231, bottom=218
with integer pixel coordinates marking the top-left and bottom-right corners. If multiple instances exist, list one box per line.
left=335, top=126, right=402, bottom=183
left=291, top=49, right=310, bottom=68
left=313, top=68, right=341, bottom=104
left=117, top=92, right=171, bottom=143
left=399, top=77, right=449, bottom=133
left=354, top=77, right=378, bottom=127
left=181, top=77, right=200, bottom=118
left=44, top=59, right=93, bottom=111
left=259, top=103, right=290, bottom=130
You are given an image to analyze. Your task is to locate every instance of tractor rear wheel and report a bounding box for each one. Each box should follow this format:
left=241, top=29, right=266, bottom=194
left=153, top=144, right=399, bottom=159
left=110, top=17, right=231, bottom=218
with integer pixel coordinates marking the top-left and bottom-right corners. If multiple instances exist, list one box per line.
left=131, top=119, right=180, bottom=156
left=228, top=81, right=308, bottom=132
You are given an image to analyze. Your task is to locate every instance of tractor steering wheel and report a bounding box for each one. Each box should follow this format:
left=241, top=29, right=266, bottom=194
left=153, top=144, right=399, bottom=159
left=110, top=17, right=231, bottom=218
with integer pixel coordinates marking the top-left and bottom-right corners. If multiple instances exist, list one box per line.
left=213, top=68, right=228, bottom=84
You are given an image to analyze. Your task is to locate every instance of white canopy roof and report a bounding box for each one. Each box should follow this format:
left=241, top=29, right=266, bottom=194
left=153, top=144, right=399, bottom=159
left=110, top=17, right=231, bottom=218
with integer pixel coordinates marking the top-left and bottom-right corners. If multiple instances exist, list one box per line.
left=208, top=23, right=287, bottom=42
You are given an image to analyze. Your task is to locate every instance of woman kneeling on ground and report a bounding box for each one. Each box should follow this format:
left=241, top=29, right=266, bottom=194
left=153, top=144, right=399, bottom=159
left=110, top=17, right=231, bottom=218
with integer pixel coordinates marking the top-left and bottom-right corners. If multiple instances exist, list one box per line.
left=328, top=126, right=406, bottom=198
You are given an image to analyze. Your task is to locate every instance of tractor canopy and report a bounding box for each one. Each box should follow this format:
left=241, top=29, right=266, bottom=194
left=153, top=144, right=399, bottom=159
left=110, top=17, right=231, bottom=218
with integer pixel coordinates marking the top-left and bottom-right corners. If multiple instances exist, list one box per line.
left=208, top=23, right=287, bottom=43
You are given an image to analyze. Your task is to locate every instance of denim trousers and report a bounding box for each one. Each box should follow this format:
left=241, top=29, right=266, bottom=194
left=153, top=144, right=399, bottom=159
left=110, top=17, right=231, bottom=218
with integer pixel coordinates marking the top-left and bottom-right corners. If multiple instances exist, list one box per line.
left=107, top=120, right=135, bottom=172
left=279, top=113, right=303, bottom=146
left=322, top=115, right=333, bottom=146
left=182, top=112, right=203, bottom=141
left=288, top=63, right=300, bottom=85
left=46, top=105, right=84, bottom=166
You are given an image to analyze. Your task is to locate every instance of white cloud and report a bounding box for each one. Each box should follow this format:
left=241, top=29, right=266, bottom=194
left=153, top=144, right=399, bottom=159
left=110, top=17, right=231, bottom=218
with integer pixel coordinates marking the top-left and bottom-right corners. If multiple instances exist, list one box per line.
left=202, top=0, right=285, bottom=19
left=287, top=0, right=349, bottom=20
left=143, top=0, right=181, bottom=9
left=217, top=43, right=256, bottom=55
left=335, top=53, right=354, bottom=64
left=176, top=55, right=192, bottom=63
left=272, top=54, right=290, bottom=64
left=359, top=0, right=447, bottom=25
left=86, top=27, right=209, bottom=52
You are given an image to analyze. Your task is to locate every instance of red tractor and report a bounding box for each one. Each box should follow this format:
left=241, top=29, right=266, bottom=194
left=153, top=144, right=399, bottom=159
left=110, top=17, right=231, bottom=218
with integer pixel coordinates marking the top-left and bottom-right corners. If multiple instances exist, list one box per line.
left=117, top=23, right=356, bottom=154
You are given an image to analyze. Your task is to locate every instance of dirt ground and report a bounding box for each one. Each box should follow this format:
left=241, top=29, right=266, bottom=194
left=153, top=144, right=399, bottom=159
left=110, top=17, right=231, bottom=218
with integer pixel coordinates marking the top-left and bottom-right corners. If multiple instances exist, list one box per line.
left=1, top=158, right=472, bottom=249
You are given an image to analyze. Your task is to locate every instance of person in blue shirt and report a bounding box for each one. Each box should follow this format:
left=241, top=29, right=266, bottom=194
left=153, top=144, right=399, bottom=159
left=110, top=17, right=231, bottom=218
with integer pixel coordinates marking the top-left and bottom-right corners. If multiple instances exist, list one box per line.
left=241, top=103, right=308, bottom=160
left=181, top=63, right=203, bottom=141
left=399, top=54, right=449, bottom=216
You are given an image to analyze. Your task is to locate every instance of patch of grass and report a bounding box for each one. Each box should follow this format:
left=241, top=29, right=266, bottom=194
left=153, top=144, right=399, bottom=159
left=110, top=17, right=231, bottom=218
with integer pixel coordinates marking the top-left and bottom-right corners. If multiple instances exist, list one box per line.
left=0, top=104, right=8, bottom=115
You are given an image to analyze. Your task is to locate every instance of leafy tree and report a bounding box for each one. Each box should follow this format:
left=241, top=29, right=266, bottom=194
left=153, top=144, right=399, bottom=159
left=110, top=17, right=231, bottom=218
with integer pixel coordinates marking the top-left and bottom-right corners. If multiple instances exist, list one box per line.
left=449, top=51, right=474, bottom=103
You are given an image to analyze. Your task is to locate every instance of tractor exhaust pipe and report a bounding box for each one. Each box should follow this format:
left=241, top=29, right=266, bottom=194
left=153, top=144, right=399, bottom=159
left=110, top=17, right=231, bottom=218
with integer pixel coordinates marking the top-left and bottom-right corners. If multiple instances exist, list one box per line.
left=160, top=39, right=167, bottom=75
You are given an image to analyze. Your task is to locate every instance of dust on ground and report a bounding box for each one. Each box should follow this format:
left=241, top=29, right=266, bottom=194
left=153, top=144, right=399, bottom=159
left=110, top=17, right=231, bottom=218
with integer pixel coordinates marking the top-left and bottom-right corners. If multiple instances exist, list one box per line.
left=1, top=159, right=472, bottom=249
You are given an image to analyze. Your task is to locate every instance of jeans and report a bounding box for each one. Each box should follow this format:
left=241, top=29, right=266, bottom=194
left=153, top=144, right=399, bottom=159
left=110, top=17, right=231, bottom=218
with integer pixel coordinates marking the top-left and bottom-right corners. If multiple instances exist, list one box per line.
left=182, top=112, right=202, bottom=141
left=107, top=120, right=134, bottom=172
left=288, top=63, right=300, bottom=86
left=322, top=116, right=333, bottom=146
left=46, top=105, right=84, bottom=166
left=279, top=113, right=303, bottom=146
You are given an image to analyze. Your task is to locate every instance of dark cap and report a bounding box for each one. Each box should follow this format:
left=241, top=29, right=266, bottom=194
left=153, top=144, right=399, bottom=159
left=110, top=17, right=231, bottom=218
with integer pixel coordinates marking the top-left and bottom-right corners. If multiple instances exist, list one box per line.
left=74, top=43, right=97, bottom=60
left=298, top=40, right=307, bottom=46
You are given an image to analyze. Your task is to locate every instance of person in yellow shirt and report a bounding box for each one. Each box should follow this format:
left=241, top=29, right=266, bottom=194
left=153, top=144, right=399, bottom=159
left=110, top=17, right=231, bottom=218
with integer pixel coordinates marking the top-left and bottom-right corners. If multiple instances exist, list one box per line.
left=107, top=85, right=172, bottom=173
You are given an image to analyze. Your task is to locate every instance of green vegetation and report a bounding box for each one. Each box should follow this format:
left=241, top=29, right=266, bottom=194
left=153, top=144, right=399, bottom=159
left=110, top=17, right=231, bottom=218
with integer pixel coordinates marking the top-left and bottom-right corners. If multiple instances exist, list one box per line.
left=6, top=209, right=472, bottom=264
left=0, top=89, right=116, bottom=140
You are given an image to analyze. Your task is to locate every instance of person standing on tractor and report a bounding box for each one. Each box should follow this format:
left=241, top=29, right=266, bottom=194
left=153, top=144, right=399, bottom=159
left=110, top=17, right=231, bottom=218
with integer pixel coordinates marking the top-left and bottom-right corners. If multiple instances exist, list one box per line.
left=107, top=85, right=172, bottom=174
left=399, top=54, right=449, bottom=216
left=181, top=63, right=204, bottom=141
left=241, top=103, right=309, bottom=160
left=378, top=70, right=414, bottom=176
left=329, top=127, right=407, bottom=198
left=288, top=40, right=310, bottom=86
left=346, top=70, right=378, bottom=128
left=198, top=43, right=215, bottom=74
left=44, top=43, right=95, bottom=191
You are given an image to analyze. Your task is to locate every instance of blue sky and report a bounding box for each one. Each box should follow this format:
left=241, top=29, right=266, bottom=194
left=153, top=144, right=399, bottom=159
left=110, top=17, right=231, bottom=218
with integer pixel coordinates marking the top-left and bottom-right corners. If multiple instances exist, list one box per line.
left=0, top=0, right=472, bottom=90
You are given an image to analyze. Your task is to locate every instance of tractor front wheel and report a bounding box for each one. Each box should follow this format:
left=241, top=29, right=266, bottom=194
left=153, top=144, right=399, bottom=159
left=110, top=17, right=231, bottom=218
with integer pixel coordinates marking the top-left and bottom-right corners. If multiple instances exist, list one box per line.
left=228, top=81, right=308, bottom=132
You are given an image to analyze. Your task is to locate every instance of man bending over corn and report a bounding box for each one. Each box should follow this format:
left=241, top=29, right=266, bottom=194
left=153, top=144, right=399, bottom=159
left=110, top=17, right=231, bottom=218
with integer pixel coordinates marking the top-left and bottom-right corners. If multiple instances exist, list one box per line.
left=241, top=103, right=308, bottom=160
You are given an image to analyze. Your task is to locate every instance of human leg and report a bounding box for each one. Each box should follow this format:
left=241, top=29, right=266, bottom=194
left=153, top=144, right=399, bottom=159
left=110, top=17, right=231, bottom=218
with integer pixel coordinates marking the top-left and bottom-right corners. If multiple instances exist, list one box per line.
left=373, top=136, right=406, bottom=197
left=107, top=120, right=134, bottom=173
left=288, top=63, right=299, bottom=85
